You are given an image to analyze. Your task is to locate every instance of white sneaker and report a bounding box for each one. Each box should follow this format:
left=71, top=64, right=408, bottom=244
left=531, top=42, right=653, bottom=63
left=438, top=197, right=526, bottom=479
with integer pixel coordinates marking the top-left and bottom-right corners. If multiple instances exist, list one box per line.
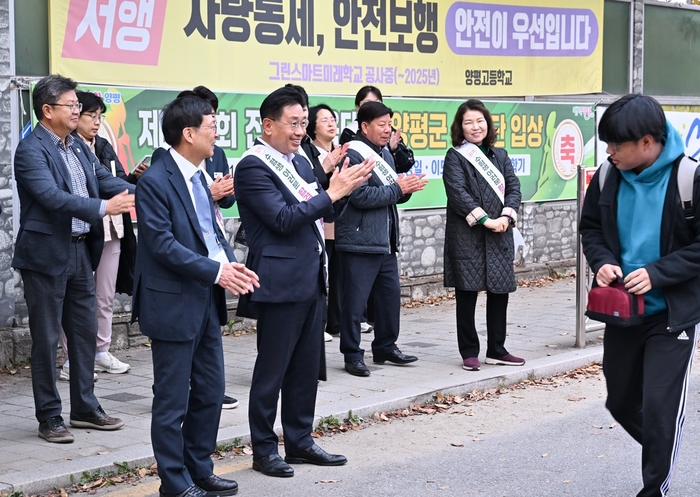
left=94, top=352, right=131, bottom=374
left=360, top=322, right=374, bottom=333
left=59, top=362, right=98, bottom=382
left=324, top=332, right=333, bottom=342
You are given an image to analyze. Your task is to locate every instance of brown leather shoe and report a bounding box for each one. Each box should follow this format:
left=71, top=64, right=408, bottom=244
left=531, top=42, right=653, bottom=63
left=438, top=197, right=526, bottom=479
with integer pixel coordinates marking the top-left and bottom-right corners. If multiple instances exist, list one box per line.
left=38, top=416, right=74, bottom=443
left=70, top=405, right=124, bottom=430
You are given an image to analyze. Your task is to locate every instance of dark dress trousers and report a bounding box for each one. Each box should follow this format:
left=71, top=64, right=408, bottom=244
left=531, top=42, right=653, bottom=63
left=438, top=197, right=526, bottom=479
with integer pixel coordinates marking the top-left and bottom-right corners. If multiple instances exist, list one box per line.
left=12, top=124, right=135, bottom=422
left=234, top=141, right=341, bottom=457
left=131, top=151, right=235, bottom=494
left=334, top=136, right=409, bottom=363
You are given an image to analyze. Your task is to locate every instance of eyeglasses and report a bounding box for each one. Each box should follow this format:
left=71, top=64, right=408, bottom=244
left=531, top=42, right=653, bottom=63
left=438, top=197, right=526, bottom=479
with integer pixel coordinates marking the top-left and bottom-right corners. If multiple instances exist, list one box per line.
left=82, top=113, right=103, bottom=123
left=50, top=102, right=83, bottom=112
left=194, top=123, right=218, bottom=133
left=274, top=119, right=308, bottom=130
left=318, top=117, right=337, bottom=125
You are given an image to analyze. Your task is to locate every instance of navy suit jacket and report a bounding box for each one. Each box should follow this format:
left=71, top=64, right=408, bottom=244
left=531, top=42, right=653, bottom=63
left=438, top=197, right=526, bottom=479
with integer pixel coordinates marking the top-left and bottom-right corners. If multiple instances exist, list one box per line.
left=131, top=151, right=235, bottom=341
left=12, top=124, right=135, bottom=274
left=234, top=142, right=342, bottom=304
left=152, top=145, right=234, bottom=208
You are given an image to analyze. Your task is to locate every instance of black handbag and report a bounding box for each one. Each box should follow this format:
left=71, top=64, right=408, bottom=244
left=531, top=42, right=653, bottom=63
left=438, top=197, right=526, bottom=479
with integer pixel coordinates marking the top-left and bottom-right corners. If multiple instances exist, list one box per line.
left=115, top=213, right=137, bottom=296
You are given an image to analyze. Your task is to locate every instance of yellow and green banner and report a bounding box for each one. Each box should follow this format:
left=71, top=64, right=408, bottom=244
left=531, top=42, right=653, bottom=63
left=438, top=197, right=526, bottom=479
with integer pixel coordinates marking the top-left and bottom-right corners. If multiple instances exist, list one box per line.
left=49, top=0, right=603, bottom=97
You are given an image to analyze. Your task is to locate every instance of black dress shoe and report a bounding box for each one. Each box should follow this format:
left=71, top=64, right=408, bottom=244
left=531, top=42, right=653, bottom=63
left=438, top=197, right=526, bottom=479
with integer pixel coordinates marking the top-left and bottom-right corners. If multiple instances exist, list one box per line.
left=252, top=454, right=294, bottom=477
left=193, top=475, right=238, bottom=496
left=345, top=360, right=370, bottom=377
left=285, top=444, right=347, bottom=466
left=373, top=349, right=418, bottom=365
left=159, top=484, right=218, bottom=497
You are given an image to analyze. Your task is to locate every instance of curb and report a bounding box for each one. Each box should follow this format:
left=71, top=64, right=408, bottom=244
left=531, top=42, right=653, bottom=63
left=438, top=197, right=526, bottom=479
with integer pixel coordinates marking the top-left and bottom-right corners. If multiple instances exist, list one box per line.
left=0, top=345, right=602, bottom=496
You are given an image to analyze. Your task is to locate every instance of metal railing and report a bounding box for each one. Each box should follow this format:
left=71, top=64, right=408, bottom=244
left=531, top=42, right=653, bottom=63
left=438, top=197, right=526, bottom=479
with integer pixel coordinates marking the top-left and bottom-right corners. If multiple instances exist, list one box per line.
left=576, top=164, right=605, bottom=348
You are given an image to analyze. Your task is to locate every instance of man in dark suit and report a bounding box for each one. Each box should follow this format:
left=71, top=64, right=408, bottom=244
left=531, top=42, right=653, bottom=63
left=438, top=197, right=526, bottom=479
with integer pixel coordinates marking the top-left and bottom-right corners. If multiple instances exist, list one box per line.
left=13, top=74, right=135, bottom=444
left=234, top=87, right=373, bottom=478
left=132, top=96, right=258, bottom=497
left=151, top=85, right=239, bottom=409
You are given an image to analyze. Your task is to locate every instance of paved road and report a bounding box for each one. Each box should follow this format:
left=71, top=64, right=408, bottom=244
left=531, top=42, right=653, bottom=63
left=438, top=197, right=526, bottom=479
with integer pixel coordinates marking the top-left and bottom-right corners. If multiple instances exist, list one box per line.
left=92, top=361, right=700, bottom=497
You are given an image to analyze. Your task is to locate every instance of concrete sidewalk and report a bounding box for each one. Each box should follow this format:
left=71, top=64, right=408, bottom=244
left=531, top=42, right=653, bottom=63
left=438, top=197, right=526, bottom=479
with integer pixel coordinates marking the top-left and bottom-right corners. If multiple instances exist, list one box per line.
left=0, top=277, right=603, bottom=495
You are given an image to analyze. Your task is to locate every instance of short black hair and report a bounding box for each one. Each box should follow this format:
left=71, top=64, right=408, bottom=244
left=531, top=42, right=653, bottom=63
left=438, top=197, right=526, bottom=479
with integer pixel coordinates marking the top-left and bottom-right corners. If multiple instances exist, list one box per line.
left=450, top=99, right=497, bottom=147
left=260, top=87, right=306, bottom=121
left=356, top=101, right=392, bottom=127
left=284, top=84, right=309, bottom=108
left=161, top=96, right=214, bottom=147
left=33, top=74, right=78, bottom=121
left=354, top=86, right=383, bottom=108
left=76, top=90, right=106, bottom=115
left=598, top=94, right=667, bottom=145
left=307, top=104, right=335, bottom=140
left=178, top=85, right=219, bottom=112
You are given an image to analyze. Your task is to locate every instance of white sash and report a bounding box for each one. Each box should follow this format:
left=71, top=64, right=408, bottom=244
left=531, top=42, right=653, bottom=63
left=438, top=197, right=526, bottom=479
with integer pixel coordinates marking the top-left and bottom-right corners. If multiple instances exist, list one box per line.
left=454, top=142, right=523, bottom=255
left=455, top=142, right=505, bottom=204
left=348, top=140, right=398, bottom=186
left=242, top=144, right=325, bottom=242
left=242, top=143, right=328, bottom=281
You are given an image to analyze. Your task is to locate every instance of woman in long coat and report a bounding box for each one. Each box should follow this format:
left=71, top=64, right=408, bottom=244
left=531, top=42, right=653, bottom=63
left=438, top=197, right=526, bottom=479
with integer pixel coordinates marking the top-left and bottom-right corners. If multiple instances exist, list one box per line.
left=443, top=99, right=524, bottom=371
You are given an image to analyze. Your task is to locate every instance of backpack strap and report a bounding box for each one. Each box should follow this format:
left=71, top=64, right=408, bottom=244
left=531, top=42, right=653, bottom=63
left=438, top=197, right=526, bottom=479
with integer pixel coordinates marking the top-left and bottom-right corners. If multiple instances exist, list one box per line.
left=677, top=156, right=698, bottom=220
left=598, top=160, right=611, bottom=193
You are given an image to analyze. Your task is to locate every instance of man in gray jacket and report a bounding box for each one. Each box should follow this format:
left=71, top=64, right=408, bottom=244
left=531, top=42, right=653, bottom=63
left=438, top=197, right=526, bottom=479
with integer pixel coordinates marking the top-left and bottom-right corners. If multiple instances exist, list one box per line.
left=334, top=101, right=427, bottom=377
left=13, top=74, right=135, bottom=443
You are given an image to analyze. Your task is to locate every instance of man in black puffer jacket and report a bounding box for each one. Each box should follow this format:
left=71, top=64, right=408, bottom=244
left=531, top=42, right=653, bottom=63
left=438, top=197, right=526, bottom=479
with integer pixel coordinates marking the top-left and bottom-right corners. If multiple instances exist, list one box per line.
left=334, top=101, right=427, bottom=377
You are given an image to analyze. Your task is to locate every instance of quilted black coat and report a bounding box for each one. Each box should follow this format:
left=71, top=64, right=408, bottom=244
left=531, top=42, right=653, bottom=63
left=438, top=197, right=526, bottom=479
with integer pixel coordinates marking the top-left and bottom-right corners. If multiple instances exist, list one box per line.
left=443, top=146, right=521, bottom=293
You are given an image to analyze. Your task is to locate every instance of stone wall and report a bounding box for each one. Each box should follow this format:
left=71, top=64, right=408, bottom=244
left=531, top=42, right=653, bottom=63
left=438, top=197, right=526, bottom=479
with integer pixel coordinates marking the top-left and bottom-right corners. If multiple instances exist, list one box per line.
left=0, top=0, right=14, bottom=328
left=396, top=200, right=578, bottom=275
left=520, top=201, right=577, bottom=265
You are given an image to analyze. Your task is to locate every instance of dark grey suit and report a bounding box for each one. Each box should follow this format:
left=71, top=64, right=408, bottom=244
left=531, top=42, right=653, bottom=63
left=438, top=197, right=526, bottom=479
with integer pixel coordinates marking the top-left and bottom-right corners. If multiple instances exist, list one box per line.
left=12, top=123, right=135, bottom=422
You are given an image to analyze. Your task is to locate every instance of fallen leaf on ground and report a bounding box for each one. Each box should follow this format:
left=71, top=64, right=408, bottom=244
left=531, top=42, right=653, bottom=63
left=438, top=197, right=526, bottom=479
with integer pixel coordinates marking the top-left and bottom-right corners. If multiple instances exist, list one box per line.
left=451, top=442, right=464, bottom=447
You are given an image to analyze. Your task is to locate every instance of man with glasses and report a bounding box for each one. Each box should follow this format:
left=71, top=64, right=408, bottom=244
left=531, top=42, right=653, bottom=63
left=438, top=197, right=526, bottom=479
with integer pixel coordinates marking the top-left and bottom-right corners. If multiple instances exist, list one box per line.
left=235, top=86, right=373, bottom=478
left=581, top=94, right=700, bottom=496
left=12, top=74, right=136, bottom=443
left=133, top=94, right=258, bottom=497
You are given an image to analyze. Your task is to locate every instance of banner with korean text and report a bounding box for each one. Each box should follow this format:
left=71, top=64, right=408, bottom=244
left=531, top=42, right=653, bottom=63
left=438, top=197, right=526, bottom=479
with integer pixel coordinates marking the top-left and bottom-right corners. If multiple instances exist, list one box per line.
left=49, top=0, right=604, bottom=97
left=68, top=85, right=596, bottom=212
